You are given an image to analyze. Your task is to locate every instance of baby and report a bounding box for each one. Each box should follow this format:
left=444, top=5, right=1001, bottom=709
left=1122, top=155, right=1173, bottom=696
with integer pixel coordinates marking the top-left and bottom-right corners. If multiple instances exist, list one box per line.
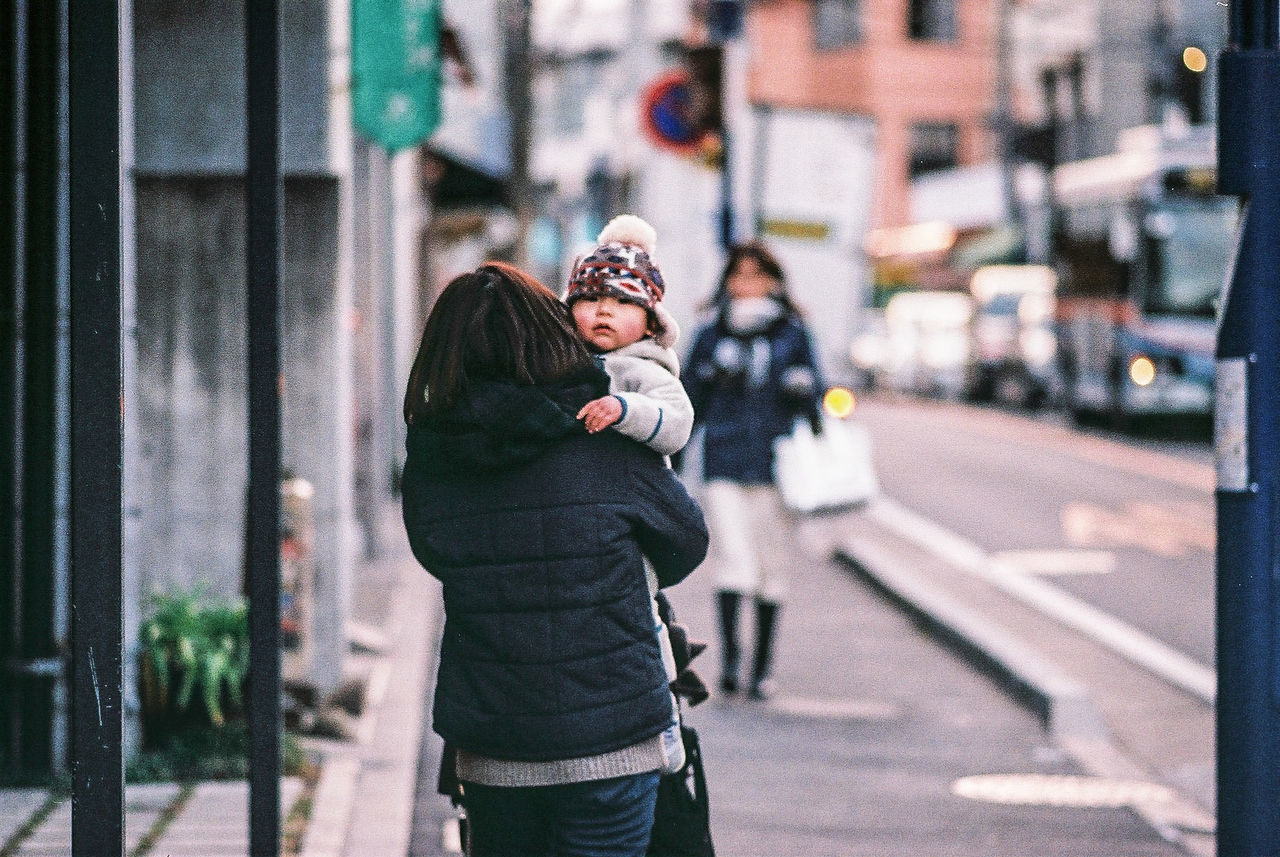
left=565, top=215, right=694, bottom=456
left=565, top=214, right=696, bottom=773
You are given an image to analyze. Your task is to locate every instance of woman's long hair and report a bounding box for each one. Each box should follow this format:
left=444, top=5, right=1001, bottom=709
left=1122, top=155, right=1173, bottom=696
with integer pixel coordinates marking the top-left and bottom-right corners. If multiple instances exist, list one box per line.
left=403, top=262, right=594, bottom=424
left=702, top=240, right=802, bottom=316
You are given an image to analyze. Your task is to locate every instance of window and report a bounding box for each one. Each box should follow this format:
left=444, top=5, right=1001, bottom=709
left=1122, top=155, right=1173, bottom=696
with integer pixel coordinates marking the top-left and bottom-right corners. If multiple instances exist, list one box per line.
left=909, top=122, right=958, bottom=178
left=814, top=0, right=861, bottom=50
left=908, top=0, right=956, bottom=41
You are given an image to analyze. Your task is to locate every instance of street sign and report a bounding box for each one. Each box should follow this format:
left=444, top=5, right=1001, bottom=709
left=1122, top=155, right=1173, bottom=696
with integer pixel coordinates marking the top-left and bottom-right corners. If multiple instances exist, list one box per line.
left=352, top=0, right=443, bottom=152
left=640, top=70, right=708, bottom=157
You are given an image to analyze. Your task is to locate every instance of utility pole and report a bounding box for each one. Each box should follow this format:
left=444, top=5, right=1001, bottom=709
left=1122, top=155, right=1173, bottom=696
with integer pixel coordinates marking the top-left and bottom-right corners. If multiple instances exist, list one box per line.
left=992, top=0, right=1020, bottom=245
left=1215, top=0, right=1280, bottom=853
left=502, top=0, right=533, bottom=266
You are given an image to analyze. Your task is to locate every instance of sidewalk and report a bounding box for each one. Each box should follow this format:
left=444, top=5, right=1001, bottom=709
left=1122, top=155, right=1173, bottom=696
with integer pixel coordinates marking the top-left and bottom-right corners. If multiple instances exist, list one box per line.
left=0, top=507, right=432, bottom=857
left=0, top=497, right=1213, bottom=856
left=399, top=502, right=1206, bottom=856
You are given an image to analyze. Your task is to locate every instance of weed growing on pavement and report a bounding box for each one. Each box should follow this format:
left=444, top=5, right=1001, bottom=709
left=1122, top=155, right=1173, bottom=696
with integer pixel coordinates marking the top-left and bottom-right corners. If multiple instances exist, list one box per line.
left=0, top=791, right=62, bottom=857
left=126, top=782, right=195, bottom=857
left=126, top=723, right=307, bottom=783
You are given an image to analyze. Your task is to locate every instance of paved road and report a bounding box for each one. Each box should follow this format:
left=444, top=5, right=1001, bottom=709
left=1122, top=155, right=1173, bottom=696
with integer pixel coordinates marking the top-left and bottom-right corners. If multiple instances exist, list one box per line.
left=854, top=395, right=1216, bottom=668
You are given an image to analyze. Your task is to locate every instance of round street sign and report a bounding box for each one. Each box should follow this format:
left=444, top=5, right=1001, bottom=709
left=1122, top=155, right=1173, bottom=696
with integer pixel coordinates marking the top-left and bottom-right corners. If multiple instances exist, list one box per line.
left=641, top=70, right=708, bottom=156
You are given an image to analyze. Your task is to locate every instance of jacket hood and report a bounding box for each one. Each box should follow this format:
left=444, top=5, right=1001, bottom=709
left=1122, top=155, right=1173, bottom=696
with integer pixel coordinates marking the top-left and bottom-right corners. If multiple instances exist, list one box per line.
left=610, top=336, right=681, bottom=377
left=407, top=363, right=610, bottom=475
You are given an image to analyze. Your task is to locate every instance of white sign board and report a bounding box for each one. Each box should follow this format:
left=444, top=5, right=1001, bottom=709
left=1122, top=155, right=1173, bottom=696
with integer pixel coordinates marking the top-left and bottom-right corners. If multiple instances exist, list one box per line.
left=755, top=108, right=877, bottom=383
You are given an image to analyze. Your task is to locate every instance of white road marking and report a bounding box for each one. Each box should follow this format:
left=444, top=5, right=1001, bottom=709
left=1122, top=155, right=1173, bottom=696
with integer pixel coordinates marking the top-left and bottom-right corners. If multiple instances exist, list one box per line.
left=866, top=496, right=1216, bottom=703
left=990, top=549, right=1117, bottom=575
left=951, top=773, right=1177, bottom=808
left=1061, top=501, right=1215, bottom=558
left=769, top=695, right=901, bottom=720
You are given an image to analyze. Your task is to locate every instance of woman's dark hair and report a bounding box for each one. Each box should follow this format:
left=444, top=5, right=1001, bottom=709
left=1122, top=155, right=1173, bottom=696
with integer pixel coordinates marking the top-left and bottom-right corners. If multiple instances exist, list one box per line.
left=703, top=240, right=801, bottom=315
left=403, top=262, right=595, bottom=424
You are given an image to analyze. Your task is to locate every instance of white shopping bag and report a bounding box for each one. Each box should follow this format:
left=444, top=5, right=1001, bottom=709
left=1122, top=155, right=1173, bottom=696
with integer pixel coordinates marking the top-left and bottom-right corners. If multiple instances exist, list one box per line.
left=772, top=417, right=878, bottom=514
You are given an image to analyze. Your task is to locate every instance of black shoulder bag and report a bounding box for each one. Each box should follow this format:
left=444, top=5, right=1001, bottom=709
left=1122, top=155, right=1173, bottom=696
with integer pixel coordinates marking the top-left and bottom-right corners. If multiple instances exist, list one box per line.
left=648, top=593, right=715, bottom=857
left=647, top=723, right=715, bottom=857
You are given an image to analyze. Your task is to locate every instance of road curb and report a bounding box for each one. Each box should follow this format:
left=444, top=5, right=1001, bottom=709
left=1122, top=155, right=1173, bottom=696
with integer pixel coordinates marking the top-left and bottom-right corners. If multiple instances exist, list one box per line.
left=834, top=522, right=1218, bottom=855
left=833, top=536, right=1111, bottom=743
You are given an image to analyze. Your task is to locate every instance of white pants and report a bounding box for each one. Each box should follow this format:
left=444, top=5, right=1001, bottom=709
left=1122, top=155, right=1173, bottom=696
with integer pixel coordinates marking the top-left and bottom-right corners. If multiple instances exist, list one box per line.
left=701, top=480, right=791, bottom=603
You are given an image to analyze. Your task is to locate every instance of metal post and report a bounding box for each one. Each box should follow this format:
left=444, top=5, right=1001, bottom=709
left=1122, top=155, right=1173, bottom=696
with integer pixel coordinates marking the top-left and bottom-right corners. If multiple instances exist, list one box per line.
left=992, top=0, right=1019, bottom=242
left=67, top=0, right=123, bottom=851
left=708, top=0, right=742, bottom=250
left=502, top=0, right=532, bottom=266
left=246, top=0, right=282, bottom=852
left=1216, top=1, right=1280, bottom=853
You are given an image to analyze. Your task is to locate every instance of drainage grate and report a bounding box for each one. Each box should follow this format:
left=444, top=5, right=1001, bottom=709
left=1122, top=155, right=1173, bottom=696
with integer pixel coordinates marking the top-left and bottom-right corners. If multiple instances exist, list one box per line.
left=951, top=774, right=1177, bottom=808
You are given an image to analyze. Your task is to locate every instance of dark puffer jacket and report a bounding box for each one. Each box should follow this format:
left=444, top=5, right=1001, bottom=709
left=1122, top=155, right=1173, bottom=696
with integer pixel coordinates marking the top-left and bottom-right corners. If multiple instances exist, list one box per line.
left=401, top=364, right=709, bottom=762
left=685, top=305, right=823, bottom=484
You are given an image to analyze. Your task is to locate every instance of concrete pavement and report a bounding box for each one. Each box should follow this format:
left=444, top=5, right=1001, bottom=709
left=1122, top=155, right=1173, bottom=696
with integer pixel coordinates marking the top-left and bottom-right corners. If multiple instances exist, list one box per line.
left=1, top=495, right=1214, bottom=856
left=0, top=507, right=430, bottom=857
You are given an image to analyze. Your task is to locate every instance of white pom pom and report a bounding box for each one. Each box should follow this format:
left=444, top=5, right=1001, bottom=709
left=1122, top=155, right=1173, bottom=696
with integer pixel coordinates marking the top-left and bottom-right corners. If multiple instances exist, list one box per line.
left=597, top=215, right=657, bottom=255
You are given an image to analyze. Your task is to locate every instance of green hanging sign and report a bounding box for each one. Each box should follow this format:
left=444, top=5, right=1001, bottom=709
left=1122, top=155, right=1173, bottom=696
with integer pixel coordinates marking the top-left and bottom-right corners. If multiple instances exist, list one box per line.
left=352, top=0, right=443, bottom=152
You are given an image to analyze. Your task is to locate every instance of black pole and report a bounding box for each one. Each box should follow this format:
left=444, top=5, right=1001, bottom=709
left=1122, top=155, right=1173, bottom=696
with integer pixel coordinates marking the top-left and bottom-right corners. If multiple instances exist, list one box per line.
left=1216, top=0, right=1280, bottom=853
left=719, top=131, right=734, bottom=250
left=67, top=0, right=123, bottom=852
left=246, top=0, right=282, bottom=852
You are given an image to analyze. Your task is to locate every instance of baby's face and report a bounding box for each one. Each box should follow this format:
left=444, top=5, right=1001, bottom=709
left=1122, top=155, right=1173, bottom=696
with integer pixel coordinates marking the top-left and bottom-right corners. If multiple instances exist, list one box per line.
left=571, top=296, right=650, bottom=352
left=572, top=296, right=650, bottom=351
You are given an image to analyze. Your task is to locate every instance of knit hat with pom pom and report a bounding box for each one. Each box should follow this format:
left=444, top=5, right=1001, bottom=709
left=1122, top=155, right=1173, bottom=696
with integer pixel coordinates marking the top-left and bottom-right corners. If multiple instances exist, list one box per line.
left=566, top=215, right=678, bottom=346
left=566, top=215, right=667, bottom=311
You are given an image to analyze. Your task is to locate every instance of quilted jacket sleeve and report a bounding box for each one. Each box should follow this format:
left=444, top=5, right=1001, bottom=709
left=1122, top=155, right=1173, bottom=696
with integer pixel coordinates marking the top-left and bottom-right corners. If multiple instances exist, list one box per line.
left=627, top=453, right=709, bottom=589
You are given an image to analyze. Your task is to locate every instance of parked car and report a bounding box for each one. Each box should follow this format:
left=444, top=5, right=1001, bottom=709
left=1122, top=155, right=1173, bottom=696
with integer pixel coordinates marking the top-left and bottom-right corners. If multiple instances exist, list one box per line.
left=851, top=290, right=974, bottom=399
left=966, top=265, right=1059, bottom=408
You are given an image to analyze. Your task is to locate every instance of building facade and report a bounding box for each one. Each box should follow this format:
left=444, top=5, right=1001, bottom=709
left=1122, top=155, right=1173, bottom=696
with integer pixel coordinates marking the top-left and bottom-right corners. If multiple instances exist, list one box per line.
left=3, top=0, right=425, bottom=777
left=748, top=0, right=996, bottom=228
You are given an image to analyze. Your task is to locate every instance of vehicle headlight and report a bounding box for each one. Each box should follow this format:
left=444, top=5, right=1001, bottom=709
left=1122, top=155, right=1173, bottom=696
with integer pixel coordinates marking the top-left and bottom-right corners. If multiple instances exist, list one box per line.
left=1129, top=355, right=1157, bottom=387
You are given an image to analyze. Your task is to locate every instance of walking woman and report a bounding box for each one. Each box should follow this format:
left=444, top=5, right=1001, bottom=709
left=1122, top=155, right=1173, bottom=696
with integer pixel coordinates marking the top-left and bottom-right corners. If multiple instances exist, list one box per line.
left=685, top=242, right=823, bottom=701
left=400, top=262, right=708, bottom=857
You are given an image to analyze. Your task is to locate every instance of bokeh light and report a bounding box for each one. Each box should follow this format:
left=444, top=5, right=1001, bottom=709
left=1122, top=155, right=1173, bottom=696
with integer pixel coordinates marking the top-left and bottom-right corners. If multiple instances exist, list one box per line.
left=823, top=386, right=857, bottom=418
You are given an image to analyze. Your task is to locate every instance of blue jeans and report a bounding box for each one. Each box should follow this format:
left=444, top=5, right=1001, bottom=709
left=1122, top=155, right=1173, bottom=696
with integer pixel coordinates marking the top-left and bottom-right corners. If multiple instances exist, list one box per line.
left=461, top=771, right=661, bottom=857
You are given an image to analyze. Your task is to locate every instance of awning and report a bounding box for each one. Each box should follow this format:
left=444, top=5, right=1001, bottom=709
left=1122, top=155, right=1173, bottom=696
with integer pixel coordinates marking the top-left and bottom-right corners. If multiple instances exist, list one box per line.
left=422, top=146, right=509, bottom=211
left=950, top=225, right=1025, bottom=270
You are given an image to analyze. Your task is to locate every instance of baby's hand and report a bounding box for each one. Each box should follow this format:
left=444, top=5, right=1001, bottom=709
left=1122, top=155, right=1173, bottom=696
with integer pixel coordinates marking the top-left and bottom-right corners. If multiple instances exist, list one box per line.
left=577, top=396, right=624, bottom=433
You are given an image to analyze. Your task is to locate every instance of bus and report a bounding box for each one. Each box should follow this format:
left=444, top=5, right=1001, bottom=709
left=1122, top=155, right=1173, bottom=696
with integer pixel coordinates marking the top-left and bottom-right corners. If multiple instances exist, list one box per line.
left=1050, top=128, right=1239, bottom=425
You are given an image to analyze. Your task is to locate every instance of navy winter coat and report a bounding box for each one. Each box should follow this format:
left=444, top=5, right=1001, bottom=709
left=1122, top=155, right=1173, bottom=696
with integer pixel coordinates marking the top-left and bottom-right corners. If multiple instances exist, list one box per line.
left=686, top=307, right=823, bottom=484
left=400, top=364, right=709, bottom=762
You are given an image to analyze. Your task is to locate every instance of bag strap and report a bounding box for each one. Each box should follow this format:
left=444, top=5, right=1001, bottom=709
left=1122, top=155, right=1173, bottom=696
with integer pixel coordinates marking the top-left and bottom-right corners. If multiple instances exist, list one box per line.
left=681, top=725, right=710, bottom=811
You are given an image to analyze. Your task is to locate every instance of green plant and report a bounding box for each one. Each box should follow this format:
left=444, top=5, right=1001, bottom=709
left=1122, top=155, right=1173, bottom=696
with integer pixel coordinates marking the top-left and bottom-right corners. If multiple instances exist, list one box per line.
left=139, top=588, right=249, bottom=739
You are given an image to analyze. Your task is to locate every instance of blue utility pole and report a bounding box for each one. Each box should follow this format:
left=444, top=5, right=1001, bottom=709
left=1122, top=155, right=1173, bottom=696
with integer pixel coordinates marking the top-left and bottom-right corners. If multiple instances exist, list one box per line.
left=1216, top=1, right=1280, bottom=853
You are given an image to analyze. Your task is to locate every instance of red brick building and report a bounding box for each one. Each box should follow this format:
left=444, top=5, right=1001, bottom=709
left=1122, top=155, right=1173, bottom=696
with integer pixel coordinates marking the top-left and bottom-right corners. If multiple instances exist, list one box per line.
left=745, top=0, right=996, bottom=228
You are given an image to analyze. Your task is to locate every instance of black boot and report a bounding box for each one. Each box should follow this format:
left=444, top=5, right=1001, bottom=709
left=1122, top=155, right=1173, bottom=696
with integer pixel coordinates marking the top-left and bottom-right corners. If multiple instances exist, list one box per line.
left=748, top=599, right=780, bottom=700
left=716, top=590, right=742, bottom=695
